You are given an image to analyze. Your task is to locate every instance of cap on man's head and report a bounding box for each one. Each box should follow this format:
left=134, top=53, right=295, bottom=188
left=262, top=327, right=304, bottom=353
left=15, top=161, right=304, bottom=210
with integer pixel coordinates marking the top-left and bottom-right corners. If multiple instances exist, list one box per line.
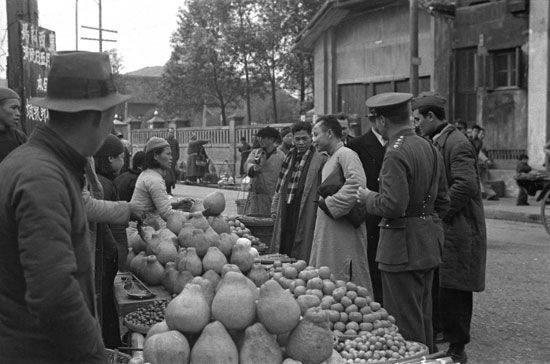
left=257, top=126, right=280, bottom=140
left=365, top=92, right=413, bottom=117
left=95, top=134, right=124, bottom=157
left=0, top=87, right=20, bottom=103
left=29, top=51, right=130, bottom=113
left=411, top=92, right=446, bottom=110
left=145, top=136, right=170, bottom=153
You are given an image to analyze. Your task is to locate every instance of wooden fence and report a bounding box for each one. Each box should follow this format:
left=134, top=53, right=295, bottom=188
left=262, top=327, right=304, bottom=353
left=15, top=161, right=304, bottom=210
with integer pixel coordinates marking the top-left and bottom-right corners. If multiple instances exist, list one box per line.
left=130, top=122, right=292, bottom=177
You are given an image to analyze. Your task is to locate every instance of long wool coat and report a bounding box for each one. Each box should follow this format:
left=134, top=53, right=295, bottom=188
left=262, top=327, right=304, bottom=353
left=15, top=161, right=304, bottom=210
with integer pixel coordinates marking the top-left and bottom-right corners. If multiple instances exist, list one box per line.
left=244, top=148, right=285, bottom=216
left=309, top=145, right=372, bottom=291
left=434, top=124, right=487, bottom=292
left=270, top=150, right=326, bottom=261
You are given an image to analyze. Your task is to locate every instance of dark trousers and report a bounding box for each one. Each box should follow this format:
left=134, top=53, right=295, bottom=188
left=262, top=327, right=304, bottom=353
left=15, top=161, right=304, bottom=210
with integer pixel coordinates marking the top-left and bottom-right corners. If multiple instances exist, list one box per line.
left=439, top=287, right=473, bottom=346
left=381, top=269, right=435, bottom=353
left=279, top=198, right=300, bottom=257
left=366, top=215, right=383, bottom=304
left=432, top=268, right=441, bottom=334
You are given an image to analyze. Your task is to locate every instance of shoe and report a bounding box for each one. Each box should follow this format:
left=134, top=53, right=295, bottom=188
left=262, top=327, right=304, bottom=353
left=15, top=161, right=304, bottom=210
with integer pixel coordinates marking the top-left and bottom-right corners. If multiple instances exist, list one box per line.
left=516, top=202, right=529, bottom=206
left=434, top=331, right=446, bottom=344
left=446, top=344, right=468, bottom=363
left=487, top=195, right=499, bottom=201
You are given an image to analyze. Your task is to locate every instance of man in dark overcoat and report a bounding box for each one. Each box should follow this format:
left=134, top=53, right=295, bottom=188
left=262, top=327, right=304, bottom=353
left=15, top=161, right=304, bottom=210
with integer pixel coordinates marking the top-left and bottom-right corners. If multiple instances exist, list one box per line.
left=357, top=93, right=450, bottom=353
left=348, top=119, right=386, bottom=304
left=412, top=93, right=487, bottom=363
left=0, top=51, right=130, bottom=363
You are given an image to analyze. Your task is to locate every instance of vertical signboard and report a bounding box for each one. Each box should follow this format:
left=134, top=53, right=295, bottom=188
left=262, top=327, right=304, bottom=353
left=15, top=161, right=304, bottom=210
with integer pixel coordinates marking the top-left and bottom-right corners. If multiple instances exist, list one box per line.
left=19, top=20, right=55, bottom=135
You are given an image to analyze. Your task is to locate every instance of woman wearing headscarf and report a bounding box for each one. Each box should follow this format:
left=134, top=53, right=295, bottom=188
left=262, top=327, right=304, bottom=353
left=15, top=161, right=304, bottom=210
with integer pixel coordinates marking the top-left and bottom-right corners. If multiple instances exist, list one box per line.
left=131, top=137, right=192, bottom=227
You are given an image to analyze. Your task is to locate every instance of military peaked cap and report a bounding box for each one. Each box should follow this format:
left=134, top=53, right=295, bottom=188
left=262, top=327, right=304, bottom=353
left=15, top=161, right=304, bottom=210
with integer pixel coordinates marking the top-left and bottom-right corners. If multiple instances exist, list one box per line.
left=366, top=92, right=412, bottom=116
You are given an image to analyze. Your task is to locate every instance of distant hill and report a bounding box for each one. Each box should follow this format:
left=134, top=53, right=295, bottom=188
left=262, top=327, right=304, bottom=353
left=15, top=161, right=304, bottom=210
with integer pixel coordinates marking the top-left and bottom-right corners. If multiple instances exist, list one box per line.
left=124, top=66, right=163, bottom=78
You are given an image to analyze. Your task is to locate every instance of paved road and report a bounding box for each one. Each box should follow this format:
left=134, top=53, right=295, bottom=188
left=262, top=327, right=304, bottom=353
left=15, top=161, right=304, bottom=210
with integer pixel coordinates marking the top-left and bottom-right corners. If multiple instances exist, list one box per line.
left=174, top=183, right=550, bottom=363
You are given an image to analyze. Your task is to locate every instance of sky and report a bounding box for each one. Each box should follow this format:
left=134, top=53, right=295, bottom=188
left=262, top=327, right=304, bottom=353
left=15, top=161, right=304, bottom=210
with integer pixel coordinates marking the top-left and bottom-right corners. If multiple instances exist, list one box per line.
left=36, top=0, right=182, bottom=73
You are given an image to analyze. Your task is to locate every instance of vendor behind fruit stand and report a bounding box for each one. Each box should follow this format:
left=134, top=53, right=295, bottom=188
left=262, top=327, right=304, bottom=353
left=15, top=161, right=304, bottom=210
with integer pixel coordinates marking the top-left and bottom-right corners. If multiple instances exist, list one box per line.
left=131, top=137, right=192, bottom=226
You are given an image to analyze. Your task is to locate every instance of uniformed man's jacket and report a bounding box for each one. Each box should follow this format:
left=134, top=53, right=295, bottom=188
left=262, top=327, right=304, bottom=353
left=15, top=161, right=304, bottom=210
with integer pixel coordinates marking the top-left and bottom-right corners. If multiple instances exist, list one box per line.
left=365, top=128, right=450, bottom=272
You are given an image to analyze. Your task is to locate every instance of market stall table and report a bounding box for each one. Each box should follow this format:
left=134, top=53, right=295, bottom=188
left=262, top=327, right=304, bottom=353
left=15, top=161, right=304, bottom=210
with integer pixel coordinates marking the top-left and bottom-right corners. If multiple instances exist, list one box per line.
left=114, top=272, right=171, bottom=317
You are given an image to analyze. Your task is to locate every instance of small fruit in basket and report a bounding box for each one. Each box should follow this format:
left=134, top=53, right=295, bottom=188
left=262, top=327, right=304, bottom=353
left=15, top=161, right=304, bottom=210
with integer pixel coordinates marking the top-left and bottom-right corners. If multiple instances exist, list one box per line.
left=356, top=285, right=369, bottom=298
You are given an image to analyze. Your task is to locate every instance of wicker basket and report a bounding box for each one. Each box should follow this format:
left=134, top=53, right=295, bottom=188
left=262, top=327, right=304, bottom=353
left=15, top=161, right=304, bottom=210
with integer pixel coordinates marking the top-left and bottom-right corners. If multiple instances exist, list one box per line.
left=236, top=215, right=274, bottom=250
left=106, top=348, right=132, bottom=364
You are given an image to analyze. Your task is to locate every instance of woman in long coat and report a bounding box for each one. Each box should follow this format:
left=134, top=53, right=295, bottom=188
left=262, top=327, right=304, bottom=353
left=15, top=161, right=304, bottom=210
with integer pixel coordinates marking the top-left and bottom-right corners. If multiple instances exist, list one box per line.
left=309, top=117, right=372, bottom=290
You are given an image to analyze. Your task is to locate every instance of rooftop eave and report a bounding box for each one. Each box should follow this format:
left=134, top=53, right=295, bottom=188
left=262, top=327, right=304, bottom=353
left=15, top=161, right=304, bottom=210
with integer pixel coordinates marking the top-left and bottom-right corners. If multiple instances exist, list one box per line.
left=294, top=0, right=407, bottom=53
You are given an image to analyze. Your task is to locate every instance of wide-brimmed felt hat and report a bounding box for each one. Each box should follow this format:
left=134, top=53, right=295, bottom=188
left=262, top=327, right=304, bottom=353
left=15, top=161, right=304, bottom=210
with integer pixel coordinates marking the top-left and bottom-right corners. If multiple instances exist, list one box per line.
left=29, top=51, right=131, bottom=112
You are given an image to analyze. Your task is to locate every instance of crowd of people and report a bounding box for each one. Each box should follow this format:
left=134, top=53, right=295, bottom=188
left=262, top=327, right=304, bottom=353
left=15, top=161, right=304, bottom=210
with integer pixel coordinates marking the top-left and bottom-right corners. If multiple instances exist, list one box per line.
left=241, top=94, right=489, bottom=362
left=0, top=50, right=539, bottom=364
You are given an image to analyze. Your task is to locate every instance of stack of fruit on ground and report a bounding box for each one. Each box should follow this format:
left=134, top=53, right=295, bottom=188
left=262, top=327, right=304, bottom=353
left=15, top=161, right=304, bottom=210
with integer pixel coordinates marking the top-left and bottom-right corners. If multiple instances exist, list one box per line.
left=267, top=261, right=426, bottom=363
left=135, top=271, right=342, bottom=364
left=126, top=191, right=263, bottom=291
left=225, top=216, right=269, bottom=253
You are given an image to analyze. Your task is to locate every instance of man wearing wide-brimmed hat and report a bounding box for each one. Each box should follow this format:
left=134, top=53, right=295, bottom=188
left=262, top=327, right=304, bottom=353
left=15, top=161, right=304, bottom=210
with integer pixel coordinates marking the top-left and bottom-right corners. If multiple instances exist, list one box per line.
left=0, top=51, right=130, bottom=363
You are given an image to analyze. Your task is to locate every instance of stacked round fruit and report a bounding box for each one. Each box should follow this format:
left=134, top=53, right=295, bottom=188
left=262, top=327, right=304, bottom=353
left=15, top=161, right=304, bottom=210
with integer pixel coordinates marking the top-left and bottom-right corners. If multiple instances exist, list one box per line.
left=268, top=261, right=400, bottom=335
left=335, top=335, right=425, bottom=363
left=124, top=299, right=169, bottom=328
left=225, top=216, right=268, bottom=252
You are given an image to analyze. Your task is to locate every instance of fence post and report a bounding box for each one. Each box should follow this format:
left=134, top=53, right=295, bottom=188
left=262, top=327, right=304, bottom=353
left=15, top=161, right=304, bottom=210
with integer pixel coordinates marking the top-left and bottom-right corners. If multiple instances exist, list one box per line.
left=229, top=117, right=236, bottom=178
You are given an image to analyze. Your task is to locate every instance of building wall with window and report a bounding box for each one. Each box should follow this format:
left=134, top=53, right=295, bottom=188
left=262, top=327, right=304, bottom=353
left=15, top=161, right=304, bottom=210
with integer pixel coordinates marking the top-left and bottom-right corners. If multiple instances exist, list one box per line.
left=308, top=0, right=447, bottom=134
left=451, top=0, right=529, bottom=164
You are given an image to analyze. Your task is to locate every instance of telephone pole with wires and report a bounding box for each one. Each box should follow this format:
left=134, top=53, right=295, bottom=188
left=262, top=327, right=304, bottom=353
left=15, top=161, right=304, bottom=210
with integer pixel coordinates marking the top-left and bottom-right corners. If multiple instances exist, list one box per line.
left=80, top=0, right=117, bottom=52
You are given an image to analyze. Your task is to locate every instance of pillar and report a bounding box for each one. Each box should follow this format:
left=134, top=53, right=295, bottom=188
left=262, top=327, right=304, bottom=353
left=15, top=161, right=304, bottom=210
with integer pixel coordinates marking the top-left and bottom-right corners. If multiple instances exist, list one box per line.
left=528, top=0, right=550, bottom=167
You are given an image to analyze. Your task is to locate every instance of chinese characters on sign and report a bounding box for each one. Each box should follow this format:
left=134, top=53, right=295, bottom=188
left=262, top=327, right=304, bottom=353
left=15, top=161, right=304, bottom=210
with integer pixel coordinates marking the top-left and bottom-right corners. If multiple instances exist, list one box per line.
left=20, top=20, right=55, bottom=129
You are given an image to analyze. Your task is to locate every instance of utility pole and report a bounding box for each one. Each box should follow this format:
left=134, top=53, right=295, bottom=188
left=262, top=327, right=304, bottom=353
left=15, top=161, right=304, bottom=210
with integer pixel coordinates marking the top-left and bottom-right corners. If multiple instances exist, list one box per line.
left=81, top=0, right=117, bottom=51
left=75, top=0, right=78, bottom=50
left=409, top=0, right=419, bottom=96
left=98, top=0, right=102, bottom=51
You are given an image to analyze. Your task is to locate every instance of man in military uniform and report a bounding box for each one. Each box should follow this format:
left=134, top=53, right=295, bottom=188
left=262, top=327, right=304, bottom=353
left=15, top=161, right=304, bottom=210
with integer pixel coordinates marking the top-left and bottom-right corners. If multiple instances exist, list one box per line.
left=357, top=92, right=450, bottom=353
left=413, top=93, right=486, bottom=363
